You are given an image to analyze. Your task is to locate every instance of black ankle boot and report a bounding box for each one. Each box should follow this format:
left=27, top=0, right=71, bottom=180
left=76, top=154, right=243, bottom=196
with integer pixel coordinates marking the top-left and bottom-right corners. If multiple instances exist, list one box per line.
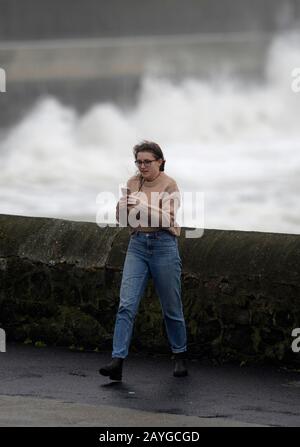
left=173, top=352, right=188, bottom=377
left=99, top=357, right=124, bottom=381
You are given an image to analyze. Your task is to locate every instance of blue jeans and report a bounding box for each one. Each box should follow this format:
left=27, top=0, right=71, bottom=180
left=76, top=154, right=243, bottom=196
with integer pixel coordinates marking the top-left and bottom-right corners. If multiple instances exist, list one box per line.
left=112, top=230, right=187, bottom=358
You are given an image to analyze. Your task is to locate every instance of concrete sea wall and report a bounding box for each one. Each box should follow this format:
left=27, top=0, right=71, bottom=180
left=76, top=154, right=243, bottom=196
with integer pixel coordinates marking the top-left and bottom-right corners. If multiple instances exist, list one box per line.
left=0, top=213, right=299, bottom=365
left=0, top=34, right=274, bottom=128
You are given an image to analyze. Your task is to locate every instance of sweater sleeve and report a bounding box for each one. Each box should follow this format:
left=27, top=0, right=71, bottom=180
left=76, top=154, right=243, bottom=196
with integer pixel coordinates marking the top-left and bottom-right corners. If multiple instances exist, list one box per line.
left=160, top=181, right=181, bottom=227
left=134, top=181, right=181, bottom=228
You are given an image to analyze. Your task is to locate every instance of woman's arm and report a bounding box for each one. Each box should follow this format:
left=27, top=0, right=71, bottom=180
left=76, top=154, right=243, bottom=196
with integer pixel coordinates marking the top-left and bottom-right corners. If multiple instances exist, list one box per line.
left=128, top=183, right=181, bottom=228
left=116, top=182, right=133, bottom=224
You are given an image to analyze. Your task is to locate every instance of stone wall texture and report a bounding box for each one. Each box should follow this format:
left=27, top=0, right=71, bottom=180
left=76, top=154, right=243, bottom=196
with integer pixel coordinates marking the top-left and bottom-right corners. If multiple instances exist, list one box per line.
left=0, top=213, right=300, bottom=365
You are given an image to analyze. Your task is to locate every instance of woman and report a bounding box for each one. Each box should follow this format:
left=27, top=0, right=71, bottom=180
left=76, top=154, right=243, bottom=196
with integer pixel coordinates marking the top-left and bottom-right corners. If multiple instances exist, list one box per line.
left=99, top=141, right=188, bottom=381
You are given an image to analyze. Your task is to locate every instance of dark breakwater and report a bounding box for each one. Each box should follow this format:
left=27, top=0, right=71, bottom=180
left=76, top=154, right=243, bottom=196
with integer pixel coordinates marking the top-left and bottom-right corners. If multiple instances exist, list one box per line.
left=0, top=213, right=299, bottom=365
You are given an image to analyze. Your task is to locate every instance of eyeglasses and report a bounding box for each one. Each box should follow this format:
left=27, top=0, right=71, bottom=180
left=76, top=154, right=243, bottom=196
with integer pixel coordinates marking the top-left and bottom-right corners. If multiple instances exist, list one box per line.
left=135, top=159, right=157, bottom=167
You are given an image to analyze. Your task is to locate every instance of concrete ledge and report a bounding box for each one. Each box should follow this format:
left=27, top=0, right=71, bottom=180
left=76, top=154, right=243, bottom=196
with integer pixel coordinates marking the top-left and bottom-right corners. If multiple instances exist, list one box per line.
left=0, top=33, right=272, bottom=128
left=0, top=213, right=300, bottom=365
left=1, top=34, right=272, bottom=82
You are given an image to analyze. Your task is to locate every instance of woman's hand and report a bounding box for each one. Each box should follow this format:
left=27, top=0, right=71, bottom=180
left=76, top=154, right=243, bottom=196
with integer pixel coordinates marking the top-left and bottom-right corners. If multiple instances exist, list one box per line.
left=127, top=193, right=140, bottom=206
left=118, top=196, right=127, bottom=209
left=118, top=194, right=140, bottom=209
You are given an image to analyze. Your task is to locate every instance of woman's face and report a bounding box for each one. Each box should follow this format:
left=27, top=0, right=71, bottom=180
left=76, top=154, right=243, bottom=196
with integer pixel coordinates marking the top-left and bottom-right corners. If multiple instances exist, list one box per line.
left=136, top=151, right=162, bottom=181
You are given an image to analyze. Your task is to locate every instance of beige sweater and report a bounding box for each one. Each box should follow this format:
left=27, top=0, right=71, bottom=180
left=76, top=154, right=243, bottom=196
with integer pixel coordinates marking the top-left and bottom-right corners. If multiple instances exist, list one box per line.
left=116, top=171, right=181, bottom=237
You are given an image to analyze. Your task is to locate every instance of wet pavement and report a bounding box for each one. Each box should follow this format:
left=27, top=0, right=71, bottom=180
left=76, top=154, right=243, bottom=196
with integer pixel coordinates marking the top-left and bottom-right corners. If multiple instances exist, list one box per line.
left=0, top=343, right=300, bottom=426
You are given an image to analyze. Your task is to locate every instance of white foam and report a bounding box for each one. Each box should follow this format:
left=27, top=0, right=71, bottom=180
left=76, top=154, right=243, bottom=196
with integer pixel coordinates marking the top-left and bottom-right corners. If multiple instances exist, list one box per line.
left=1, top=32, right=300, bottom=235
